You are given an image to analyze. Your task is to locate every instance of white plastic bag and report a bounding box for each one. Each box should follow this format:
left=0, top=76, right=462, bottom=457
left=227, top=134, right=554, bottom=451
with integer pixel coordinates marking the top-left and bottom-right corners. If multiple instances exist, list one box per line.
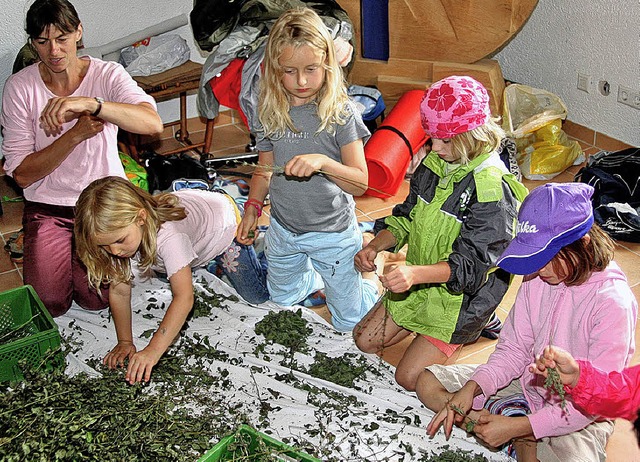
left=120, top=34, right=190, bottom=77
left=502, top=84, right=568, bottom=138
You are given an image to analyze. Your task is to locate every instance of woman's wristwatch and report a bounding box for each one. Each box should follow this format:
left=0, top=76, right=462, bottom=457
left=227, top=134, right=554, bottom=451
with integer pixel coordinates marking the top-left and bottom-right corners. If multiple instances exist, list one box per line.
left=92, top=97, right=104, bottom=117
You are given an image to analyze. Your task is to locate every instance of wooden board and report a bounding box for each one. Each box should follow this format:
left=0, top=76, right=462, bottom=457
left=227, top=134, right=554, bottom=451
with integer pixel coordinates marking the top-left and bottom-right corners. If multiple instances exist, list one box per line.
left=340, top=0, right=538, bottom=65
left=339, top=0, right=538, bottom=115
left=348, top=58, right=506, bottom=116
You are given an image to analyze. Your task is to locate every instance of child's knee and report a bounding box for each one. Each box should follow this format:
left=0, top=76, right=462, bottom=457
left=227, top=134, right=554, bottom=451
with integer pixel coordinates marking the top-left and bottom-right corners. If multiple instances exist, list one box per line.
left=352, top=325, right=379, bottom=354
left=395, top=366, right=420, bottom=392
left=415, top=368, right=437, bottom=393
left=415, top=369, right=449, bottom=408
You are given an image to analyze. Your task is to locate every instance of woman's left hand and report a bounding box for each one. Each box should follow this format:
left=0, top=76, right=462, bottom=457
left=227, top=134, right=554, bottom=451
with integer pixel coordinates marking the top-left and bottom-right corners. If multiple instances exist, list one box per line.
left=379, top=265, right=415, bottom=293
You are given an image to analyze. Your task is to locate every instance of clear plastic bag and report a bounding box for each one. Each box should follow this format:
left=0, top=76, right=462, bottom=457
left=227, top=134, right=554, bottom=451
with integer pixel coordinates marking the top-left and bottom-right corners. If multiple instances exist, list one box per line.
left=120, top=34, right=190, bottom=77
left=503, top=84, right=584, bottom=180
left=502, top=84, right=568, bottom=137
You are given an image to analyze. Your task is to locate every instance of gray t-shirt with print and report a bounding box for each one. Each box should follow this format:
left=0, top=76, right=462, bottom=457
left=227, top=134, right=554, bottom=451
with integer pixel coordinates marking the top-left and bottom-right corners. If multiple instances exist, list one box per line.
left=256, top=102, right=370, bottom=234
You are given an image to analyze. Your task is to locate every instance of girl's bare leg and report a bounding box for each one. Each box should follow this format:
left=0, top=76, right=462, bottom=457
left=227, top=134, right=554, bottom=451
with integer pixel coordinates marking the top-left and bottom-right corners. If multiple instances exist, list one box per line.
left=396, top=336, right=450, bottom=391
left=415, top=368, right=452, bottom=411
left=353, top=301, right=411, bottom=353
left=514, top=438, right=539, bottom=462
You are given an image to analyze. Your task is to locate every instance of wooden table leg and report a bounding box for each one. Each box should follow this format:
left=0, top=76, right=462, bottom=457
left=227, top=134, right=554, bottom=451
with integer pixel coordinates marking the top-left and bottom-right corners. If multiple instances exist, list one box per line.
left=202, top=118, right=215, bottom=157
left=175, top=91, right=189, bottom=143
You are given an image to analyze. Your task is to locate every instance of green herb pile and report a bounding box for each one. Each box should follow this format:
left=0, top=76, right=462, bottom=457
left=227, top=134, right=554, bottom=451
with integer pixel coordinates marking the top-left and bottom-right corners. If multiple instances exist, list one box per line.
left=0, top=340, right=246, bottom=461
left=253, top=310, right=378, bottom=390
left=419, top=445, right=489, bottom=462
left=254, top=309, right=312, bottom=354
left=307, top=352, right=369, bottom=388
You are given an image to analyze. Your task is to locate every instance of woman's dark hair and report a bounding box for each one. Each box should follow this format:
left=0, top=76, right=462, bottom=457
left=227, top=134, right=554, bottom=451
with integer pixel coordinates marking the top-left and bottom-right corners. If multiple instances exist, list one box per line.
left=26, top=0, right=80, bottom=39
left=635, top=411, right=640, bottom=445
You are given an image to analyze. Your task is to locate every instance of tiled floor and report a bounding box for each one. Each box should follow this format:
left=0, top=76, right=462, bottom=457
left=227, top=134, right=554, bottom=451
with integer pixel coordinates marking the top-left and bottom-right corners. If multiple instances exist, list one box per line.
left=1, top=111, right=638, bottom=460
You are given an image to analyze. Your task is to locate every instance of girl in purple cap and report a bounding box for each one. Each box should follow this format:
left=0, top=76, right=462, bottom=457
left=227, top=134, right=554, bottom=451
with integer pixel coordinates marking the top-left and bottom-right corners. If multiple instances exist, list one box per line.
left=421, top=182, right=637, bottom=461
left=353, top=75, right=528, bottom=391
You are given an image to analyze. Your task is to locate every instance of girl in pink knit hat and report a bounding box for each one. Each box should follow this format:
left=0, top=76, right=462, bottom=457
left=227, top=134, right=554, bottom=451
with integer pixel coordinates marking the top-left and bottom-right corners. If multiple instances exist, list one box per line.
left=354, top=76, right=527, bottom=390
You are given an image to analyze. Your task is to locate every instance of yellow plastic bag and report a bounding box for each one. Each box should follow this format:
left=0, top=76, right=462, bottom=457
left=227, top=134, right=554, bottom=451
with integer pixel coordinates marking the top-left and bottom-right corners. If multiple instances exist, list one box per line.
left=515, top=119, right=584, bottom=180
left=503, top=84, right=584, bottom=180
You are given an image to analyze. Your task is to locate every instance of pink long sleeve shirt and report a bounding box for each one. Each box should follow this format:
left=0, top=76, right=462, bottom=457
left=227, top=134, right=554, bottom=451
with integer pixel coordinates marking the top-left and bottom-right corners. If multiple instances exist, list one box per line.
left=471, top=262, right=637, bottom=439
left=569, top=360, right=640, bottom=422
left=0, top=56, right=156, bottom=206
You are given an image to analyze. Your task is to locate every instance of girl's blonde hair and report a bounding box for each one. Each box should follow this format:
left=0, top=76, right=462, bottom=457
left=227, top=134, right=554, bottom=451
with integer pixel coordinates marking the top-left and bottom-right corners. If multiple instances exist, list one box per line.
left=550, top=223, right=615, bottom=286
left=74, top=176, right=187, bottom=288
left=449, top=116, right=505, bottom=164
left=259, top=7, right=350, bottom=137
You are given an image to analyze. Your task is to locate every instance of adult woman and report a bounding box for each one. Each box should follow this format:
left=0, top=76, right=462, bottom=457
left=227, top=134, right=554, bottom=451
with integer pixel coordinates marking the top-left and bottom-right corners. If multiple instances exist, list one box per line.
left=0, top=0, right=163, bottom=316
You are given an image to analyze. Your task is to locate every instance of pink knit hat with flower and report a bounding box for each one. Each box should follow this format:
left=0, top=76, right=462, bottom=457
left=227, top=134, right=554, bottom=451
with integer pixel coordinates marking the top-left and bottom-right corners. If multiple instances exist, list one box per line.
left=420, top=76, right=492, bottom=139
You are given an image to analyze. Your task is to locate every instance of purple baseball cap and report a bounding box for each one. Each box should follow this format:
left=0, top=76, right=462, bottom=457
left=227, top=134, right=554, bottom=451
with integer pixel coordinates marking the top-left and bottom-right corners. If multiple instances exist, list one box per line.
left=496, top=183, right=595, bottom=275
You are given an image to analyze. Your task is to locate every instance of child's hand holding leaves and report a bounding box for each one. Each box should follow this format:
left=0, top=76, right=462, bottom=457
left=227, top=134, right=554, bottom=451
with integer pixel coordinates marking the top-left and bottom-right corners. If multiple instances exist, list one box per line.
left=426, top=381, right=477, bottom=439
left=530, top=345, right=581, bottom=389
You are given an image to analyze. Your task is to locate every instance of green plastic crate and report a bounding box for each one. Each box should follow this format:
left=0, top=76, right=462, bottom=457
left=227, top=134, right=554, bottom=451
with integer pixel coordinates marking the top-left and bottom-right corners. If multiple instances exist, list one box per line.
left=0, top=285, right=64, bottom=382
left=198, top=425, right=320, bottom=462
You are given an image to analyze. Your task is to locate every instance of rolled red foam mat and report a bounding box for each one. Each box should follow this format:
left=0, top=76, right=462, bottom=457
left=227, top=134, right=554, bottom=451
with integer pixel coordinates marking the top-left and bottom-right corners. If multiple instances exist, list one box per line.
left=365, top=89, right=427, bottom=198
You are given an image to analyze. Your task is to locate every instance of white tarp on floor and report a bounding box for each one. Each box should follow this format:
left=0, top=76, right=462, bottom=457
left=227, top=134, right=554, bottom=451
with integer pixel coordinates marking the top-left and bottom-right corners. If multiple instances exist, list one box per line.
left=57, top=269, right=513, bottom=461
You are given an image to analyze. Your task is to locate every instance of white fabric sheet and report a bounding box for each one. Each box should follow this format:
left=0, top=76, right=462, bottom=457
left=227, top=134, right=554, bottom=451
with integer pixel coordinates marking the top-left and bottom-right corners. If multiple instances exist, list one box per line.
left=57, top=270, right=513, bottom=461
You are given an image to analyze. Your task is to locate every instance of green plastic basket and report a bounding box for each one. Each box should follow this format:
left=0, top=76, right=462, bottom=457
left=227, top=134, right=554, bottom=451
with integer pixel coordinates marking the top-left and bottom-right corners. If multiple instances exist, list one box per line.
left=0, top=285, right=64, bottom=382
left=198, top=425, right=320, bottom=462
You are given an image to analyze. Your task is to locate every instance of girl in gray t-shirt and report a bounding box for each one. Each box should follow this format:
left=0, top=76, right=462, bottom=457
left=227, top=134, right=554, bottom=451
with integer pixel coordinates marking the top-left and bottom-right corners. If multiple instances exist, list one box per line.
left=236, top=8, right=379, bottom=332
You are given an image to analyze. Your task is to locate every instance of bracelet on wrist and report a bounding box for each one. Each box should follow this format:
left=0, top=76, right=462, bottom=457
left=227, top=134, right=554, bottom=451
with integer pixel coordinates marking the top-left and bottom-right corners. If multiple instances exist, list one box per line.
left=245, top=199, right=264, bottom=217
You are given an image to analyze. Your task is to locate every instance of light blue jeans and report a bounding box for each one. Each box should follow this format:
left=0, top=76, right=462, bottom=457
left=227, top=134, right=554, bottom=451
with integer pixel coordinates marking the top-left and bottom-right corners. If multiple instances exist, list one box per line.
left=265, top=216, right=378, bottom=331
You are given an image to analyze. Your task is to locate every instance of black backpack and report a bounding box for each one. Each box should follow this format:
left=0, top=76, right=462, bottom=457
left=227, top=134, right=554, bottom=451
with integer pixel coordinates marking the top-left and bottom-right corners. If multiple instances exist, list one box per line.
left=575, top=148, right=640, bottom=242
left=142, top=152, right=210, bottom=193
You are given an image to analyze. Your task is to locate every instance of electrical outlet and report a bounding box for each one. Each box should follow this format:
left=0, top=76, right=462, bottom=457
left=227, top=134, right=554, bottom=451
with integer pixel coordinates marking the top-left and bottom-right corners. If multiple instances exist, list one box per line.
left=617, top=85, right=640, bottom=110
left=577, top=73, right=590, bottom=93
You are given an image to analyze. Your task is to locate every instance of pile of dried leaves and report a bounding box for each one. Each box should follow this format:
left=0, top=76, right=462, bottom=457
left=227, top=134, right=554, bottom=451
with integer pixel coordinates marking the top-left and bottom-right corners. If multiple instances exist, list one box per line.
left=421, top=446, right=489, bottom=462
left=253, top=309, right=376, bottom=389
left=0, top=285, right=498, bottom=462
left=0, top=339, right=245, bottom=461
left=254, top=308, right=312, bottom=354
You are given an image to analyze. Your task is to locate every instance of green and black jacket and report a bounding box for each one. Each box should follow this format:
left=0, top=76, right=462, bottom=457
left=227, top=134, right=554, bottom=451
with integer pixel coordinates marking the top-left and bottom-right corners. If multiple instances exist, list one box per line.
left=377, top=150, right=528, bottom=344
